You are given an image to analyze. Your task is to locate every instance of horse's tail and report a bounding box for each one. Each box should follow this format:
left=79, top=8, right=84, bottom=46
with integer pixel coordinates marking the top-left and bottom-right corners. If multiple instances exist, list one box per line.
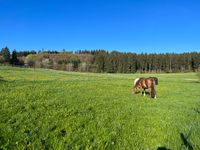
left=155, top=77, right=158, bottom=85
left=150, top=79, right=156, bottom=98
left=150, top=77, right=158, bottom=85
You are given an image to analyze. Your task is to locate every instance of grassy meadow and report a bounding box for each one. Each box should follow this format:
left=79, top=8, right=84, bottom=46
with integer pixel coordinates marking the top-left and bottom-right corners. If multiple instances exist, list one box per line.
left=0, top=66, right=200, bottom=150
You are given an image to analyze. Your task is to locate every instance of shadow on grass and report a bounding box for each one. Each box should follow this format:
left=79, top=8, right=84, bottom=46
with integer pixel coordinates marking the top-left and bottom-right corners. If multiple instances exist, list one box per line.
left=157, top=130, right=194, bottom=150
left=134, top=91, right=150, bottom=95
left=0, top=76, right=6, bottom=82
left=196, top=109, right=200, bottom=114
left=193, top=81, right=200, bottom=84
left=180, top=132, right=193, bottom=150
left=193, top=108, right=200, bottom=115
left=157, top=146, right=170, bottom=150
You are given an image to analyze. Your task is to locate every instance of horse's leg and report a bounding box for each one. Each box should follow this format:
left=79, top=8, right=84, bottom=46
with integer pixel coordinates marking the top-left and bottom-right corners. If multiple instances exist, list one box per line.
left=133, top=87, right=136, bottom=94
left=149, top=88, right=151, bottom=98
left=140, top=86, right=143, bottom=96
left=143, top=88, right=146, bottom=96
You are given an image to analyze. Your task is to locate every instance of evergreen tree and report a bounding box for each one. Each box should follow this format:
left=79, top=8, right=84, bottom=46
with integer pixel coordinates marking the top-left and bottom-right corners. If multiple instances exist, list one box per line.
left=11, top=49, right=19, bottom=65
left=1, top=47, right=10, bottom=63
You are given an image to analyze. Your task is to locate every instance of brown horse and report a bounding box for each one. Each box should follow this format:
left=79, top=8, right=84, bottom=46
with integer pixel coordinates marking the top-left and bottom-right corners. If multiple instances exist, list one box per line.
left=134, top=77, right=157, bottom=99
left=133, top=77, right=158, bottom=93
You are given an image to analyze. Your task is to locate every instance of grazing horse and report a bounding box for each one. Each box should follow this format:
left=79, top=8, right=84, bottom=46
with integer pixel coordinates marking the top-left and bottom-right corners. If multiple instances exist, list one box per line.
left=133, top=77, right=144, bottom=93
left=134, top=77, right=157, bottom=99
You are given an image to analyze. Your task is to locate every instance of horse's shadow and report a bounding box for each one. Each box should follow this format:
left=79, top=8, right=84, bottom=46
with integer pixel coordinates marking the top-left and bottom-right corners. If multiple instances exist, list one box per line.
left=135, top=91, right=150, bottom=95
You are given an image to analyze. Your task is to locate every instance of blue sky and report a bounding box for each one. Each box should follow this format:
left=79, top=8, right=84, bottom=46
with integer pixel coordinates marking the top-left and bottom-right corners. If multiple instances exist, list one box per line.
left=0, top=0, right=200, bottom=53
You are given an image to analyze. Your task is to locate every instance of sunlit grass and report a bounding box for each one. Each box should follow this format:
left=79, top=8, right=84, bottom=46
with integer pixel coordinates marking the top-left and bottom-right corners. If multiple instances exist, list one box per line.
left=0, top=66, right=200, bottom=149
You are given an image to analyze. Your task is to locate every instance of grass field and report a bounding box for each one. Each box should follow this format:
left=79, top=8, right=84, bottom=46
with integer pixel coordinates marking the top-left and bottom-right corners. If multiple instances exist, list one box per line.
left=0, top=66, right=200, bottom=150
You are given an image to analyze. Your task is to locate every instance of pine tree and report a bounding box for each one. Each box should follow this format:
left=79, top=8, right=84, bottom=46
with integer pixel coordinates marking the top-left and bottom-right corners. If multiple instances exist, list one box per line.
left=11, top=49, right=19, bottom=65
left=1, top=47, right=10, bottom=63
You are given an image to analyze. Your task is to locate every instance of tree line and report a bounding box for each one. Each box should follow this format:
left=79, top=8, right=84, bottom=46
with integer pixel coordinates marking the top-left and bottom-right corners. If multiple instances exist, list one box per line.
left=1, top=46, right=200, bottom=73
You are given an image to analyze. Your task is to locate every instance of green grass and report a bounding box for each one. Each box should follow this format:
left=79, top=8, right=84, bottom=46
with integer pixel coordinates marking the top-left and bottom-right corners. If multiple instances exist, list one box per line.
left=0, top=66, right=200, bottom=150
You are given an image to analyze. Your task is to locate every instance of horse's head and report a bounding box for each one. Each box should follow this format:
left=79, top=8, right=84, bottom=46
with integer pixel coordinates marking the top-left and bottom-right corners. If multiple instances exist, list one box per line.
left=151, top=88, right=156, bottom=99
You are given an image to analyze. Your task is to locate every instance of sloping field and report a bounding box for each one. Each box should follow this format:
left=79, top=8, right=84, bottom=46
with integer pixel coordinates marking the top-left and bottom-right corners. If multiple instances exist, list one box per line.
left=0, top=67, right=200, bottom=149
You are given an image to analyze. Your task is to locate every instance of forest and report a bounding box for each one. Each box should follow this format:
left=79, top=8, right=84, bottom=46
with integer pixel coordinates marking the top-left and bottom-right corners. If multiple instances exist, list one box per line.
left=1, top=46, right=200, bottom=73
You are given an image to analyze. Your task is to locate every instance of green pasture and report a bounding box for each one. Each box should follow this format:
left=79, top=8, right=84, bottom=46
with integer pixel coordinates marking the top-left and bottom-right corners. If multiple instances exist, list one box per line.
left=0, top=66, right=200, bottom=149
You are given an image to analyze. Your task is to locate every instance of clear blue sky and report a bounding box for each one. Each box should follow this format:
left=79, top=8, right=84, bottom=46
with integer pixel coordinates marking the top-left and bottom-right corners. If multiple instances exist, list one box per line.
left=0, top=0, right=200, bottom=53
